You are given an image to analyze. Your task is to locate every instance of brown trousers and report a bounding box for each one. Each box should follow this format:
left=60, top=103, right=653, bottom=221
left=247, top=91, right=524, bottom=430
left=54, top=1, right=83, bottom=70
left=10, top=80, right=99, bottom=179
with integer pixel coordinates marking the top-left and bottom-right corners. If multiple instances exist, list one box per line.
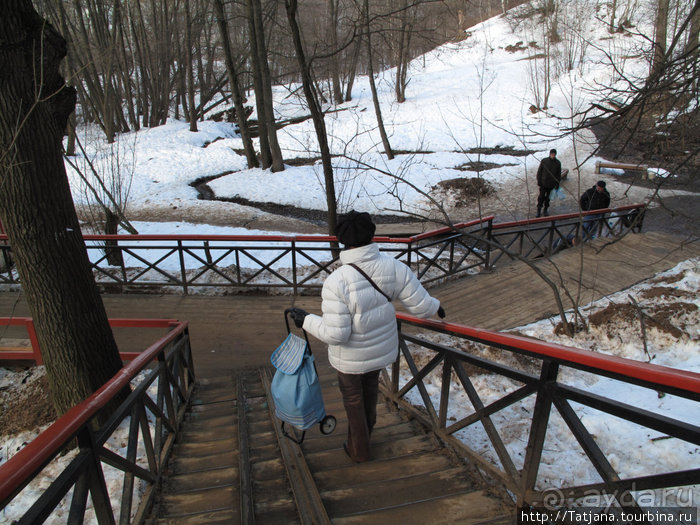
left=336, top=369, right=380, bottom=462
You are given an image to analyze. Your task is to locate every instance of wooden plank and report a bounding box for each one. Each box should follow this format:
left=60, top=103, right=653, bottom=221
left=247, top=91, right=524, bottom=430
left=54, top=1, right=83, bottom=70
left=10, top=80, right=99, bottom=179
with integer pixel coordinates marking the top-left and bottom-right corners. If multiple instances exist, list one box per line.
left=159, top=485, right=236, bottom=517
left=320, top=467, right=479, bottom=516
left=311, top=451, right=454, bottom=487
left=167, top=450, right=238, bottom=475
left=155, top=508, right=239, bottom=525
left=331, top=489, right=511, bottom=525
left=261, top=368, right=332, bottom=525
left=305, top=434, right=437, bottom=472
left=164, top=466, right=238, bottom=493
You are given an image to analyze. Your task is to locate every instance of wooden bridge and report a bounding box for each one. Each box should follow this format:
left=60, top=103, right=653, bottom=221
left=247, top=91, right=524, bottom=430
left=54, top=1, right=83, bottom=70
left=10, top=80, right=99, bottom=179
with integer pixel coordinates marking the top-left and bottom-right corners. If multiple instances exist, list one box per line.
left=0, top=230, right=697, bottom=523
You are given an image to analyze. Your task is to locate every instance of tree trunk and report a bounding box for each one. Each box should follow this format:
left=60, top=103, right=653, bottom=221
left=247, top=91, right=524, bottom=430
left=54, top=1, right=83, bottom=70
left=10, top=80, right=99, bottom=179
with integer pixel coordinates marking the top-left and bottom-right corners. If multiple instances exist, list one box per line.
left=345, top=31, right=362, bottom=102
left=609, top=0, right=618, bottom=32
left=651, top=0, right=670, bottom=77
left=185, top=0, right=198, bottom=132
left=246, top=0, right=273, bottom=169
left=328, top=0, right=344, bottom=105
left=251, top=0, right=284, bottom=172
left=394, top=1, right=414, bottom=104
left=684, top=0, right=700, bottom=71
left=0, top=0, right=126, bottom=418
left=285, top=0, right=338, bottom=238
left=104, top=208, right=124, bottom=267
left=364, top=0, right=394, bottom=160
left=213, top=0, right=258, bottom=168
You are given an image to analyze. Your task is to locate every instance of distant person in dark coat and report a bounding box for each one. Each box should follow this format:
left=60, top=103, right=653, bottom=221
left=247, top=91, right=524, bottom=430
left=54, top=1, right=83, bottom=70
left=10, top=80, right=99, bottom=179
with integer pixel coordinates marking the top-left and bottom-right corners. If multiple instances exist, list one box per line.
left=579, top=180, right=611, bottom=211
left=536, top=149, right=562, bottom=217
left=579, top=180, right=611, bottom=238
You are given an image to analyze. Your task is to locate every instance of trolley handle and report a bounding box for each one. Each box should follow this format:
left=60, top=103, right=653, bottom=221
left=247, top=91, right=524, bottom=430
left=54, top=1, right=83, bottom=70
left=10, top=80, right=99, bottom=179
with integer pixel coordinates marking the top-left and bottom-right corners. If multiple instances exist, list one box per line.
left=284, top=308, right=311, bottom=349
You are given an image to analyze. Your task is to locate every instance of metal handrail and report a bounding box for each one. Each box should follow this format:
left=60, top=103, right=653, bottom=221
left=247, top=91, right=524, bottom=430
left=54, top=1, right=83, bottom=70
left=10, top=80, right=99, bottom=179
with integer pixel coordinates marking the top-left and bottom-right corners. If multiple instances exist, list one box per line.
left=384, top=312, right=699, bottom=508
left=0, top=319, right=195, bottom=523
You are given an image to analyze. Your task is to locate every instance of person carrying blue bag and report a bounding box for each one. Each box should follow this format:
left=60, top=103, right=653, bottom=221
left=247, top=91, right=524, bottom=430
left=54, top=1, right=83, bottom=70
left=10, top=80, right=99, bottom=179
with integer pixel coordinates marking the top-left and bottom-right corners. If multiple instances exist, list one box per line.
left=288, top=211, right=445, bottom=463
left=536, top=148, right=562, bottom=217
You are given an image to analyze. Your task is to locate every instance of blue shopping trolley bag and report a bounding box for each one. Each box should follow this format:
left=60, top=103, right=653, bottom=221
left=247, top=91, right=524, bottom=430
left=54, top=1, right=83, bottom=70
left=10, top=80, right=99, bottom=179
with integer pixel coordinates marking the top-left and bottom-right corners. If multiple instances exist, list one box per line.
left=270, top=309, right=336, bottom=444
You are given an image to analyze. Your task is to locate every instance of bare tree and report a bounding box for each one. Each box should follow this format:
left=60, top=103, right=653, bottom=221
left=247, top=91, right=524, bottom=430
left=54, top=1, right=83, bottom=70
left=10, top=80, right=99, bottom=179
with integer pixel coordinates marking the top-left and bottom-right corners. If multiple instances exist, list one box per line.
left=651, top=0, right=670, bottom=77
left=363, top=0, right=395, bottom=159
left=247, top=0, right=285, bottom=172
left=0, top=0, right=127, bottom=417
left=185, top=0, right=198, bottom=132
left=213, top=0, right=258, bottom=168
left=285, top=0, right=338, bottom=237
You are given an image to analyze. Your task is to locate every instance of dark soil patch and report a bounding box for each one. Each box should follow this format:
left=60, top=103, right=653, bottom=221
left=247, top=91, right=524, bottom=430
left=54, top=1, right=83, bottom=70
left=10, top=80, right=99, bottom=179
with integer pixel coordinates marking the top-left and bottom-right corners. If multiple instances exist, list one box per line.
left=504, top=41, right=528, bottom=53
left=650, top=273, right=685, bottom=286
left=392, top=149, right=435, bottom=155
left=216, top=195, right=417, bottom=225
left=285, top=156, right=322, bottom=167
left=0, top=370, right=55, bottom=438
left=456, top=161, right=513, bottom=172
left=461, top=145, right=535, bottom=156
left=638, top=286, right=695, bottom=301
left=588, top=301, right=696, bottom=339
left=435, top=177, right=495, bottom=207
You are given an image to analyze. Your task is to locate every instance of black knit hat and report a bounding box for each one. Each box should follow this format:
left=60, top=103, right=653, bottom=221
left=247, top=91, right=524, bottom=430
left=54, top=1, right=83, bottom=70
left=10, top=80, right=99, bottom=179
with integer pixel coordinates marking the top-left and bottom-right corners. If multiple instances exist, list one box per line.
left=336, top=210, right=376, bottom=247
left=549, top=149, right=557, bottom=155
left=596, top=180, right=606, bottom=188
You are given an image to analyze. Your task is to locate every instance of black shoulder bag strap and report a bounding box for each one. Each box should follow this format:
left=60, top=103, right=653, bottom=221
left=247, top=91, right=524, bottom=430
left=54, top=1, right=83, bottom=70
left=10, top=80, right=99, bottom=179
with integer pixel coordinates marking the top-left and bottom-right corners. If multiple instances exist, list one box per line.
left=349, top=263, right=392, bottom=302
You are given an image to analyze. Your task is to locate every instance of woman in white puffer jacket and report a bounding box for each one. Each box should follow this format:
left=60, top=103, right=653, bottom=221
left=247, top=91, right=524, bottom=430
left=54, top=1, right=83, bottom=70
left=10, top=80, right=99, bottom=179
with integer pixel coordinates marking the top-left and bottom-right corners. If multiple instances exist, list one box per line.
left=289, top=211, right=445, bottom=463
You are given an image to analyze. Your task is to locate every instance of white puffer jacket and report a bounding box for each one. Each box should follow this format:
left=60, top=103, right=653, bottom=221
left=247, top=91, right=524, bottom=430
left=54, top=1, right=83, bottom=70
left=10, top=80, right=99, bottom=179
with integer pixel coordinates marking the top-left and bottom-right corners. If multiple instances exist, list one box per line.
left=302, top=243, right=440, bottom=374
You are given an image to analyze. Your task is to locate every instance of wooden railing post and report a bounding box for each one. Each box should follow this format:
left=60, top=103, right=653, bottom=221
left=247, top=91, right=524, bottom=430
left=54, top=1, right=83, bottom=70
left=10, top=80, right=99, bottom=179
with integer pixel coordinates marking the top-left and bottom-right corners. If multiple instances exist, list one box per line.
left=484, top=218, right=493, bottom=270
left=292, top=240, right=298, bottom=296
left=25, top=319, right=42, bottom=365
left=177, top=240, right=188, bottom=295
left=77, top=426, right=116, bottom=525
left=520, top=359, right=559, bottom=505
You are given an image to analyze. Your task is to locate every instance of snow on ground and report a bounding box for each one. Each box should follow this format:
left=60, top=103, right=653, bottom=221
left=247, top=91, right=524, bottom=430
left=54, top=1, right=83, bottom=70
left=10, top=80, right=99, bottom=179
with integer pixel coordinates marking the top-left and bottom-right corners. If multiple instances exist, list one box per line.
left=63, top=2, right=687, bottom=228
left=2, top=0, right=699, bottom=520
left=0, top=372, right=158, bottom=524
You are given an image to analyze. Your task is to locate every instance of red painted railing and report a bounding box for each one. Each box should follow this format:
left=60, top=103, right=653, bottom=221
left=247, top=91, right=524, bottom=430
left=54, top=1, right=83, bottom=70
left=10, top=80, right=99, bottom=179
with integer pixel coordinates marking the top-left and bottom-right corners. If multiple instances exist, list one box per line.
left=491, top=204, right=644, bottom=230
left=0, top=318, right=194, bottom=523
left=0, top=216, right=496, bottom=293
left=0, top=317, right=178, bottom=363
left=0, top=207, right=645, bottom=294
left=398, top=313, right=700, bottom=395
left=387, top=313, right=700, bottom=508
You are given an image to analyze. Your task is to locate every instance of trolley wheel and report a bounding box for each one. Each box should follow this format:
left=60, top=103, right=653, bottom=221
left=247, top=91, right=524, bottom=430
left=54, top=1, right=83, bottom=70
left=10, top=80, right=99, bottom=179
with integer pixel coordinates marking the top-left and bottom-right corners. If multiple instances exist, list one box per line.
left=320, top=415, right=336, bottom=435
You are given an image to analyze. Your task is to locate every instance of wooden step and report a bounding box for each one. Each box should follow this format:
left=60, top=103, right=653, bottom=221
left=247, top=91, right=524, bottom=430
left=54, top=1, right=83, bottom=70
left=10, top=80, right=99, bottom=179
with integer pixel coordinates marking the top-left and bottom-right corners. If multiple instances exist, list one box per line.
left=154, top=508, right=239, bottom=525
left=321, top=467, right=480, bottom=516
left=151, top=367, right=512, bottom=524
left=173, top=436, right=237, bottom=458
left=305, top=434, right=438, bottom=471
left=311, top=450, right=454, bottom=486
left=164, top=466, right=238, bottom=494
left=331, top=489, right=512, bottom=524
left=167, top=450, right=237, bottom=475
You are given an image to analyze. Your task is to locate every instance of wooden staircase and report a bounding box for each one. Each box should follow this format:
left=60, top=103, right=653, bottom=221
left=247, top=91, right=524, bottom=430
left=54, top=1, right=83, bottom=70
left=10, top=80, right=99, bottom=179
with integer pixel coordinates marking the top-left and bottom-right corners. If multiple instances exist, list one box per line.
left=148, top=360, right=513, bottom=524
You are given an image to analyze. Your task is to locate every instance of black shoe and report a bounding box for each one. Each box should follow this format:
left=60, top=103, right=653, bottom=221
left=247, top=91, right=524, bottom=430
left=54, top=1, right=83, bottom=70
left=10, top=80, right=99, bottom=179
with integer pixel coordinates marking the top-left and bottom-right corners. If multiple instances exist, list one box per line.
left=544, top=209, right=549, bottom=216
left=536, top=209, right=541, bottom=218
